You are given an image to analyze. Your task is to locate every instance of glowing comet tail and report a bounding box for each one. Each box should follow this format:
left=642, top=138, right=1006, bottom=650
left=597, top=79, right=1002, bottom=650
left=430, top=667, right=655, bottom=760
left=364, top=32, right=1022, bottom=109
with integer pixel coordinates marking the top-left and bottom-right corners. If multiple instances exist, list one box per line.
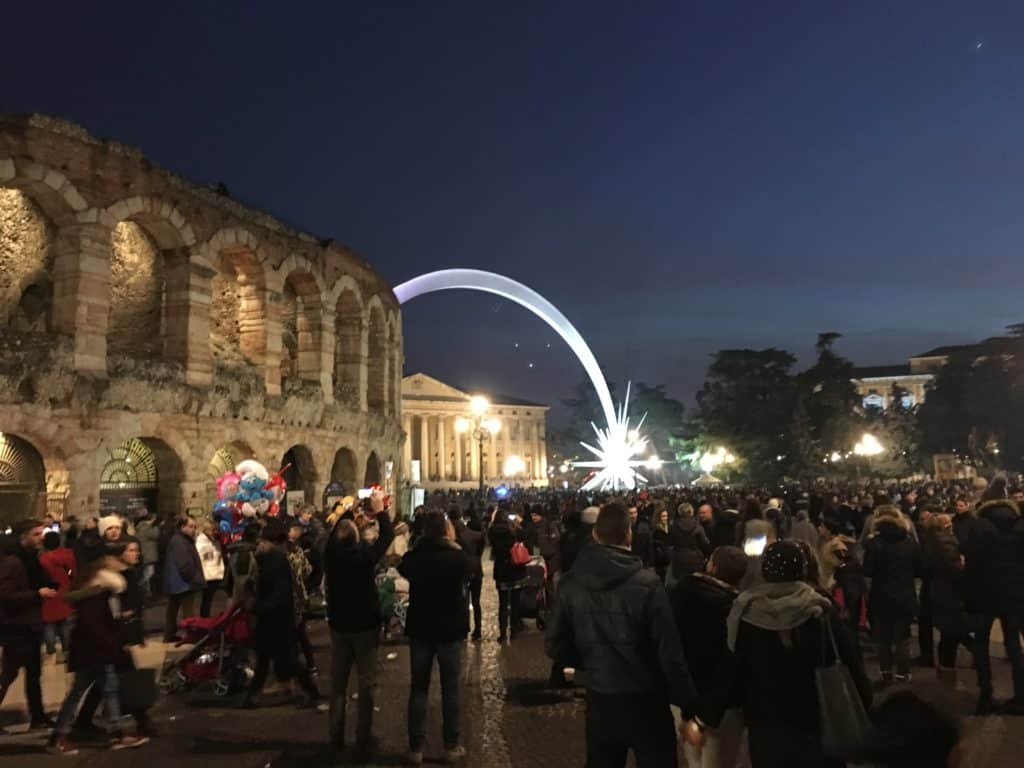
left=393, top=269, right=648, bottom=490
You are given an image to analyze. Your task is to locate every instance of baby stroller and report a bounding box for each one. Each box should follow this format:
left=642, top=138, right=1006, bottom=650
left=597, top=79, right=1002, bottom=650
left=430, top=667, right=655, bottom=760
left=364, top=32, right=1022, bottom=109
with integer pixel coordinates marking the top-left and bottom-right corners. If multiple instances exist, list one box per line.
left=518, top=556, right=549, bottom=630
left=160, top=602, right=253, bottom=697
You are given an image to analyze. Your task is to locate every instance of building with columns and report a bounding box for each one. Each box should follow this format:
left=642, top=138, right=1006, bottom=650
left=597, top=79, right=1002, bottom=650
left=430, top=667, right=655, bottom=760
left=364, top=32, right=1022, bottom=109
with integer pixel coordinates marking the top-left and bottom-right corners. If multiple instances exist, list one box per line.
left=401, top=373, right=549, bottom=490
left=0, top=114, right=403, bottom=525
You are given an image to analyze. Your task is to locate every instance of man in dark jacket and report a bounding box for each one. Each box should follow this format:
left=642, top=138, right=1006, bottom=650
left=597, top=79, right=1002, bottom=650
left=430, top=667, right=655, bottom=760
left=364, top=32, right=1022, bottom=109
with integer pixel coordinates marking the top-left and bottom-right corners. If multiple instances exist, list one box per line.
left=629, top=504, right=655, bottom=568
left=671, top=546, right=747, bottom=768
left=965, top=488, right=1024, bottom=713
left=560, top=506, right=598, bottom=574
left=162, top=515, right=204, bottom=642
left=399, top=511, right=471, bottom=765
left=669, top=504, right=712, bottom=582
left=449, top=507, right=485, bottom=641
left=546, top=502, right=696, bottom=768
left=0, top=519, right=57, bottom=728
left=324, top=491, right=393, bottom=759
left=240, top=519, right=320, bottom=709
left=952, top=496, right=977, bottom=550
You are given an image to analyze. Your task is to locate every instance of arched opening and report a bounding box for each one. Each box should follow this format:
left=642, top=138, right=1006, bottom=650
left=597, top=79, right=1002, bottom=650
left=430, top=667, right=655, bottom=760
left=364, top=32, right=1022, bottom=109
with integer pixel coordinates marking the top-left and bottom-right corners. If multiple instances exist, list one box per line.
left=210, top=246, right=265, bottom=368
left=206, top=440, right=256, bottom=508
left=280, top=444, right=317, bottom=514
left=0, top=432, right=47, bottom=525
left=364, top=450, right=382, bottom=487
left=108, top=221, right=166, bottom=361
left=280, top=271, right=323, bottom=391
left=99, top=437, right=184, bottom=521
left=367, top=305, right=387, bottom=413
left=0, top=189, right=55, bottom=339
left=334, top=288, right=363, bottom=408
left=330, top=447, right=358, bottom=492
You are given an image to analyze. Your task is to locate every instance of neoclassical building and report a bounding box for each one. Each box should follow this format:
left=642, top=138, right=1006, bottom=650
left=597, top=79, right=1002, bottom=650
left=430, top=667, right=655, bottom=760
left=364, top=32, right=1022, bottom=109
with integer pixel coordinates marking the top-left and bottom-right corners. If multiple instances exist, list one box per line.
left=401, top=373, right=549, bottom=489
left=0, top=114, right=403, bottom=525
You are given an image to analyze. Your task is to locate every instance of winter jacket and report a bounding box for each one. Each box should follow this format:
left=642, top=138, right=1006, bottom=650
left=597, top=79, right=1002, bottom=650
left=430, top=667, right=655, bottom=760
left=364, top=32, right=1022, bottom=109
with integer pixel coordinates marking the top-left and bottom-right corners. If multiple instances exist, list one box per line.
left=195, top=532, right=225, bottom=582
left=533, top=518, right=562, bottom=572
left=670, top=572, right=738, bottom=696
left=788, top=515, right=819, bottom=549
left=710, top=509, right=740, bottom=550
left=135, top=519, right=161, bottom=565
left=965, top=498, right=1024, bottom=615
left=454, top=521, right=485, bottom=580
left=40, top=547, right=76, bottom=624
left=631, top=518, right=655, bottom=567
left=65, top=568, right=131, bottom=672
left=251, top=546, right=297, bottom=653
left=286, top=543, right=312, bottom=623
left=117, top=565, right=146, bottom=647
left=952, top=511, right=979, bottom=551
left=545, top=542, right=697, bottom=709
left=559, top=522, right=593, bottom=574
left=864, top=516, right=921, bottom=622
left=652, top=527, right=673, bottom=572
left=398, top=537, right=470, bottom=642
left=0, top=545, right=53, bottom=632
left=923, top=527, right=968, bottom=636
left=669, top=517, right=712, bottom=578
left=489, top=522, right=527, bottom=586
left=323, top=511, right=394, bottom=632
left=163, top=531, right=205, bottom=595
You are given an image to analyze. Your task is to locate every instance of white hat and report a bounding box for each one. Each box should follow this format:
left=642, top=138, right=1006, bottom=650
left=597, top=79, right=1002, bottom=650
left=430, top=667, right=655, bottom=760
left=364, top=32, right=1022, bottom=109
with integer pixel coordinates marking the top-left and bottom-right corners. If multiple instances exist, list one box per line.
left=98, top=515, right=123, bottom=538
left=581, top=506, right=600, bottom=525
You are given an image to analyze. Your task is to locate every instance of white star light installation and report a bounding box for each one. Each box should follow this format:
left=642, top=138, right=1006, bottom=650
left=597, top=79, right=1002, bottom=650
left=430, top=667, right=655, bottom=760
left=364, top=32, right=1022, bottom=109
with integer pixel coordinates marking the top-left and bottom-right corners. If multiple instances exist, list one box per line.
left=573, top=383, right=651, bottom=491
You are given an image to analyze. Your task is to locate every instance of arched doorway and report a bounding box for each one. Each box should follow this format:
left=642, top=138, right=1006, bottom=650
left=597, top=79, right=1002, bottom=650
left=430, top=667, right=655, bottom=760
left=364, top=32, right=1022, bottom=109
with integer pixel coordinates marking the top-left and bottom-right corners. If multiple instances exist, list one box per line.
left=99, top=437, right=184, bottom=521
left=367, top=305, right=387, bottom=412
left=207, top=440, right=256, bottom=508
left=330, top=447, right=358, bottom=493
left=280, top=444, right=317, bottom=515
left=0, top=432, right=46, bottom=524
left=364, top=451, right=382, bottom=487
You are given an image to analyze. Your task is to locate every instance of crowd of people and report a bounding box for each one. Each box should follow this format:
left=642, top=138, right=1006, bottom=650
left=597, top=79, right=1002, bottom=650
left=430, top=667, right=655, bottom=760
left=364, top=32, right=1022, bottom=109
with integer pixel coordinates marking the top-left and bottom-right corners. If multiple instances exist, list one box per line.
left=1, top=473, right=1017, bottom=765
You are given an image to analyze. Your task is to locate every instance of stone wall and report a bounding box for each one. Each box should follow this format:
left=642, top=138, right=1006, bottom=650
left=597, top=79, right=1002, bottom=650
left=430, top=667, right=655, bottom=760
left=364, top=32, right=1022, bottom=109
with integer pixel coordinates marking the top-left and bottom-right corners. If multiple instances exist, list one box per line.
left=0, top=114, right=405, bottom=520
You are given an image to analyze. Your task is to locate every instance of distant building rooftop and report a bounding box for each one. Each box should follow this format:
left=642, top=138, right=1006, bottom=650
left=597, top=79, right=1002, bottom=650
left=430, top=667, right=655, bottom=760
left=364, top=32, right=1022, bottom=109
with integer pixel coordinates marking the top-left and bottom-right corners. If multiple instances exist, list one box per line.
left=851, top=364, right=914, bottom=379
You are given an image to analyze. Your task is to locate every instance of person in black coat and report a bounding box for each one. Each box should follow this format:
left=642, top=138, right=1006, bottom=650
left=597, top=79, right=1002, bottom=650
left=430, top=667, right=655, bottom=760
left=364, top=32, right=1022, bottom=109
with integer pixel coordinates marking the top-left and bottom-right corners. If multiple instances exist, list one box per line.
left=696, top=541, right=871, bottom=768
left=965, top=480, right=1024, bottom=713
left=398, top=511, right=471, bottom=763
left=323, top=491, right=393, bottom=758
left=449, top=507, right=485, bottom=641
left=488, top=509, right=527, bottom=642
left=669, top=504, right=712, bottom=583
left=922, top=514, right=971, bottom=686
left=560, top=506, right=597, bottom=574
left=864, top=506, right=922, bottom=684
left=951, top=496, right=977, bottom=550
left=240, top=520, right=320, bottom=709
left=162, top=515, right=204, bottom=642
left=629, top=504, right=655, bottom=568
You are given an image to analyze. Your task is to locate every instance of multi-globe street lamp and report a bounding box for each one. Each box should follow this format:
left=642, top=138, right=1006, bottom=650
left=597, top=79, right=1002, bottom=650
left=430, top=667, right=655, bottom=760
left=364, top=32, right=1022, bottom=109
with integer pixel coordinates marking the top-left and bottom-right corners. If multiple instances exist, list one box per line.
left=455, top=395, right=501, bottom=495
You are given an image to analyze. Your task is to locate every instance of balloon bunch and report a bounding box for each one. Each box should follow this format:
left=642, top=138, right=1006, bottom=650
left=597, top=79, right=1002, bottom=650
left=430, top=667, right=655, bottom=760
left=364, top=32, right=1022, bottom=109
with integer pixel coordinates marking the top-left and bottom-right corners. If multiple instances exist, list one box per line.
left=212, top=459, right=289, bottom=544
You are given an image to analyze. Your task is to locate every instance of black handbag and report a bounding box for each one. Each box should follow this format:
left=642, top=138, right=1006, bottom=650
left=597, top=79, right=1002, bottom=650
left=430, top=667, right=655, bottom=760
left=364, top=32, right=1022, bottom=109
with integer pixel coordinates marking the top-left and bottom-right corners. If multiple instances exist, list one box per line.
left=815, top=617, right=870, bottom=758
left=119, top=666, right=158, bottom=714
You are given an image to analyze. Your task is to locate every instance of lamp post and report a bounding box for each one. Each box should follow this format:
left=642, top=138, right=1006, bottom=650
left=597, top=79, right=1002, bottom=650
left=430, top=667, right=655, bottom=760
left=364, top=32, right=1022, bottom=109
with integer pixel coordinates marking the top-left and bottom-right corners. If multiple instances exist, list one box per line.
left=853, top=433, right=884, bottom=480
left=456, top=395, right=501, bottom=496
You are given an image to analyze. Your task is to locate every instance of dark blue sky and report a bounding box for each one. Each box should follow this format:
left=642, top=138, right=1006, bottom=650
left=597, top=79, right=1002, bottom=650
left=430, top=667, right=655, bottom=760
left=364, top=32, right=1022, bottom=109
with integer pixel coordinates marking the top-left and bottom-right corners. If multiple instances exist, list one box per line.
left=6, top=2, right=1024, bottom=417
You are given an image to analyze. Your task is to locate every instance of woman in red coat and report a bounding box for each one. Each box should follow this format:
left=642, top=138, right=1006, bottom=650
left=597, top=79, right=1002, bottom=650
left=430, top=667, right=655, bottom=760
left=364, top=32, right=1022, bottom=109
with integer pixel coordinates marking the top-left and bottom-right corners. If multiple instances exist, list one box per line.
left=39, top=531, right=75, bottom=660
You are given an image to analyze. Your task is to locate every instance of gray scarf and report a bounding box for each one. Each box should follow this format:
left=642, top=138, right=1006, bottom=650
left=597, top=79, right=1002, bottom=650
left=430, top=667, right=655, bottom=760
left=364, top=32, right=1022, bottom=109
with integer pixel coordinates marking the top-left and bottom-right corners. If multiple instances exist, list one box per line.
left=727, top=581, right=831, bottom=650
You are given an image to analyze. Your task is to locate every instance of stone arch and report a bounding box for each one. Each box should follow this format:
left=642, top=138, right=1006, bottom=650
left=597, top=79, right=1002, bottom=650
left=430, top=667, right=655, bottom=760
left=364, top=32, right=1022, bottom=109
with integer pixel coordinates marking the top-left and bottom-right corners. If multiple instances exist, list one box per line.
left=206, top=228, right=269, bottom=368
left=99, top=436, right=184, bottom=521
left=276, top=258, right=326, bottom=390
left=206, top=439, right=256, bottom=508
left=330, top=447, right=359, bottom=492
left=0, top=188, right=55, bottom=334
left=280, top=443, right=318, bottom=513
left=0, top=157, right=88, bottom=226
left=364, top=450, right=382, bottom=486
left=0, top=431, right=47, bottom=524
left=366, top=297, right=387, bottom=413
left=333, top=277, right=365, bottom=409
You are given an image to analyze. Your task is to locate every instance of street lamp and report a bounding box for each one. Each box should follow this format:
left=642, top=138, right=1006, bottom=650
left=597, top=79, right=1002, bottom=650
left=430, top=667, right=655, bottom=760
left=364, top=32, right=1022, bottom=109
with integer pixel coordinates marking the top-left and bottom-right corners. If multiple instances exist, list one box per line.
left=455, top=396, right=501, bottom=495
left=853, top=433, right=883, bottom=480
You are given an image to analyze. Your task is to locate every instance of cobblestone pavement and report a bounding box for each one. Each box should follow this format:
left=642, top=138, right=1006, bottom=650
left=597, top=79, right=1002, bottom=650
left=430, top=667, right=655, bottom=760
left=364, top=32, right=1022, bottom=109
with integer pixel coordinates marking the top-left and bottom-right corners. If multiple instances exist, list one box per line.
left=4, top=563, right=1024, bottom=767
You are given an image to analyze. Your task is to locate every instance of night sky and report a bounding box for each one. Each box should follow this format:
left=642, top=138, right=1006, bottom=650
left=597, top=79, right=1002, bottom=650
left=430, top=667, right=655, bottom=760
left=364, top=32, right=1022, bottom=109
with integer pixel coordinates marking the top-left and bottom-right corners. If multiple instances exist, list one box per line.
left=6, top=2, right=1024, bottom=421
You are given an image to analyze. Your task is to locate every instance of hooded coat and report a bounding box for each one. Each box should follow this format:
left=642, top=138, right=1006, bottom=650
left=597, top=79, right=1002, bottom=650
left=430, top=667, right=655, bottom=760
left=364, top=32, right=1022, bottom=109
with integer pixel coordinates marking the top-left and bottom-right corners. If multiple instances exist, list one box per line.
left=864, top=513, right=921, bottom=622
left=923, top=526, right=968, bottom=636
left=545, top=542, right=696, bottom=709
left=669, top=517, right=712, bottom=578
left=965, top=498, right=1024, bottom=615
left=670, top=572, right=738, bottom=695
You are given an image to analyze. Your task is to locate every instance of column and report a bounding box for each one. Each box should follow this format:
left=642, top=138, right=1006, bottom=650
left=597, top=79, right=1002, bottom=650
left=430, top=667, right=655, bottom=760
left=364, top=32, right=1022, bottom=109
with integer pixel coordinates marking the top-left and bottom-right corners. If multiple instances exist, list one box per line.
left=52, top=221, right=110, bottom=375
left=402, top=414, right=413, bottom=482
left=262, top=289, right=282, bottom=396
left=502, top=420, right=512, bottom=481
left=418, top=414, right=430, bottom=482
left=488, top=430, right=497, bottom=482
left=454, top=420, right=463, bottom=482
left=437, top=414, right=447, bottom=482
left=538, top=417, right=548, bottom=481
left=469, top=431, right=478, bottom=485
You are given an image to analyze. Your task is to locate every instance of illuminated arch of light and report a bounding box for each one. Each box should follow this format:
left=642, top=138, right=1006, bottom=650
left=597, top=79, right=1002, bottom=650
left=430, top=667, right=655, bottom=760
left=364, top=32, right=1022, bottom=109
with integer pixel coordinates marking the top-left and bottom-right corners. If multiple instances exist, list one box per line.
left=393, top=269, right=648, bottom=490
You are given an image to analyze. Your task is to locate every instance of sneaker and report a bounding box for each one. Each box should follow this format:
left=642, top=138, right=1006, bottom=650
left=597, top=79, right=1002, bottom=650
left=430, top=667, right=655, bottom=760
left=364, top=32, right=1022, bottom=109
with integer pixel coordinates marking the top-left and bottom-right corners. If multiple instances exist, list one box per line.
left=46, top=737, right=80, bottom=756
left=111, top=735, right=150, bottom=750
left=407, top=751, right=424, bottom=766
left=444, top=745, right=467, bottom=763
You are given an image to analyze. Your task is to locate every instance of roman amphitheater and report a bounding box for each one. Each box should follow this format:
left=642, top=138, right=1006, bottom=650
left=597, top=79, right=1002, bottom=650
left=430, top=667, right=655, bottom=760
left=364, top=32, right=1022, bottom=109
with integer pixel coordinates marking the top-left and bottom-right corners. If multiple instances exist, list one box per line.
left=0, top=114, right=403, bottom=524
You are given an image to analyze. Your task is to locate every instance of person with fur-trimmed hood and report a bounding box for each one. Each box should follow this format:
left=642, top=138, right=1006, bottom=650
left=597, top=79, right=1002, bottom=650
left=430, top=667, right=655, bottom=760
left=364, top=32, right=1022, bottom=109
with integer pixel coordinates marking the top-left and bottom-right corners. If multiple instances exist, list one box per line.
left=864, top=505, right=922, bottom=685
left=964, top=475, right=1024, bottom=714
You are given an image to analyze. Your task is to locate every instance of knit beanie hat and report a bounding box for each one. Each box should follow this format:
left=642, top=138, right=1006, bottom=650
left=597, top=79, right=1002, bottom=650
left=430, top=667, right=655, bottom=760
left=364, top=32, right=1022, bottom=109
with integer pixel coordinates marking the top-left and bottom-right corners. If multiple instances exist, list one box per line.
left=98, top=515, right=123, bottom=538
left=761, top=540, right=807, bottom=583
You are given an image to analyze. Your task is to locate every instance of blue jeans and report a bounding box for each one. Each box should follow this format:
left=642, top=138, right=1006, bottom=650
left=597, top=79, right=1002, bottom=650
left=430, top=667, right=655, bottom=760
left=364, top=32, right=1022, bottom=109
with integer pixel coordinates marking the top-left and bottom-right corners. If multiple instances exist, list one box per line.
left=43, top=620, right=71, bottom=655
left=408, top=639, right=461, bottom=751
left=54, top=665, right=121, bottom=737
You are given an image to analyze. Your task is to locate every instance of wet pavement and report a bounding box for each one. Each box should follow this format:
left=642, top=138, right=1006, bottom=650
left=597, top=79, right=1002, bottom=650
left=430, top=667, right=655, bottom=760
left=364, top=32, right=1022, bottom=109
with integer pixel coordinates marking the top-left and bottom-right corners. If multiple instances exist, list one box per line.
left=3, top=562, right=1024, bottom=767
